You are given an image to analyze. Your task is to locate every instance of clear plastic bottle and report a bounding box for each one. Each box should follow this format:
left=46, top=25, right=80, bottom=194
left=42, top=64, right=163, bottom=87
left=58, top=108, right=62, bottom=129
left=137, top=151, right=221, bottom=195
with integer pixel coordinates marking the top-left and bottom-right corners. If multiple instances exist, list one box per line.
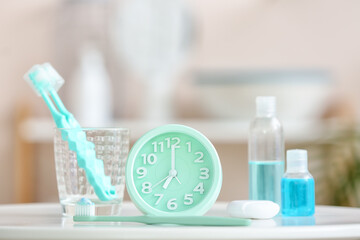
left=248, top=96, right=284, bottom=205
left=281, top=149, right=315, bottom=216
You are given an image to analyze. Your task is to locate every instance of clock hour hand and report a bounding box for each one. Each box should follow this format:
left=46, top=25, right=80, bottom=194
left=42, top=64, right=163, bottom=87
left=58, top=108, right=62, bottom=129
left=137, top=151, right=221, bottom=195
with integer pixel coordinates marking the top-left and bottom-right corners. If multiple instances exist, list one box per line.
left=163, top=169, right=178, bottom=189
left=162, top=175, right=173, bottom=189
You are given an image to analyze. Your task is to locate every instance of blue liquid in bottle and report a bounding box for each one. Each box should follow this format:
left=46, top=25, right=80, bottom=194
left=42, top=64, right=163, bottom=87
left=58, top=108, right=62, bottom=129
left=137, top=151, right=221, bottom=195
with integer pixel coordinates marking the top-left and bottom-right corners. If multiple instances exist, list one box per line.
left=249, top=161, right=284, bottom=205
left=281, top=149, right=315, bottom=216
left=281, top=178, right=315, bottom=216
left=248, top=97, right=284, bottom=206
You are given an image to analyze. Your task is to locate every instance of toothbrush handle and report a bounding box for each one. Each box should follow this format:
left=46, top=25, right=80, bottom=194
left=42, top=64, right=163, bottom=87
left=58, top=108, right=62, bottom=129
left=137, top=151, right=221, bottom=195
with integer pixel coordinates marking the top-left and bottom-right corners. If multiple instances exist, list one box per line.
left=49, top=89, right=80, bottom=128
left=145, top=216, right=251, bottom=226
left=73, top=215, right=251, bottom=226
left=39, top=90, right=68, bottom=128
left=49, top=89, right=67, bottom=113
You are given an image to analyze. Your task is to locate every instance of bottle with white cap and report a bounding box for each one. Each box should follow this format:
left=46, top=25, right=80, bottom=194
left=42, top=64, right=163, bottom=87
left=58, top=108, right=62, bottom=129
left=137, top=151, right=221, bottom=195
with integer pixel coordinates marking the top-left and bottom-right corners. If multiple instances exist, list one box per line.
left=281, top=149, right=315, bottom=216
left=248, top=96, right=284, bottom=205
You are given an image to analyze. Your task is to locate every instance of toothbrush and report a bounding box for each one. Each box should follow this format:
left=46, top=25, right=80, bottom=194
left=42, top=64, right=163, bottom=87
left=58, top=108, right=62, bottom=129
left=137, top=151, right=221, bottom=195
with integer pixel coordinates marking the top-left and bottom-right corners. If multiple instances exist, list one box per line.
left=73, top=215, right=251, bottom=226
left=73, top=198, right=251, bottom=226
left=24, top=63, right=116, bottom=201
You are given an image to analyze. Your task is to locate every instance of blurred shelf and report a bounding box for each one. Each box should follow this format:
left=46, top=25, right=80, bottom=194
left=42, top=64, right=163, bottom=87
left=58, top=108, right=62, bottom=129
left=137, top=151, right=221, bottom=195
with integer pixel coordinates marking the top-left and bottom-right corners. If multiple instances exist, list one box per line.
left=19, top=117, right=327, bottom=144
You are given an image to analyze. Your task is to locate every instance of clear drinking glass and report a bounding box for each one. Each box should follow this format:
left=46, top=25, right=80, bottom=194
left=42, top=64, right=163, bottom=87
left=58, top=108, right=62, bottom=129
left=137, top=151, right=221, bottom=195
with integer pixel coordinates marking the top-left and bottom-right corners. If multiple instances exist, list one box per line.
left=54, top=128, right=129, bottom=216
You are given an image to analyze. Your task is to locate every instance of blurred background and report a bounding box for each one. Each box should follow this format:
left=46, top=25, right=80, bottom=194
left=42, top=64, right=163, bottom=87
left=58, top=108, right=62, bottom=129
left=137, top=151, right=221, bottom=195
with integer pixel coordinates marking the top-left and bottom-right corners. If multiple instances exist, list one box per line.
left=1, top=0, right=360, bottom=207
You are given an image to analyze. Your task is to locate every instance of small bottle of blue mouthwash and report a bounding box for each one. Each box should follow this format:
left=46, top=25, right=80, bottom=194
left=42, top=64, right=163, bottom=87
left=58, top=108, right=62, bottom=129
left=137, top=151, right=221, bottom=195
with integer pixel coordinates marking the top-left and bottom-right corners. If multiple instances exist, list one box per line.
left=248, top=96, right=284, bottom=205
left=281, top=149, right=315, bottom=216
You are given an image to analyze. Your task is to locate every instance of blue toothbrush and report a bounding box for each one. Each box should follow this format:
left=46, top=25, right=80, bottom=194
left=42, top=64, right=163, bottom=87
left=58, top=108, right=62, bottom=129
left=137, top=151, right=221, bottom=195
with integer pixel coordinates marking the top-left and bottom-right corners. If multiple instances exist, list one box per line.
left=24, top=63, right=116, bottom=201
left=73, top=198, right=251, bottom=226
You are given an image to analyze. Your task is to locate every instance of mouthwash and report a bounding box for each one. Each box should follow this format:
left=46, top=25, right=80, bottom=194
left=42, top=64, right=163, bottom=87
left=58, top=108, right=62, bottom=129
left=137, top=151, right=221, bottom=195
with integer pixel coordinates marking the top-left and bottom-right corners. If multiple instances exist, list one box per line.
left=249, top=160, right=284, bottom=204
left=248, top=96, right=284, bottom=205
left=281, top=149, right=315, bottom=216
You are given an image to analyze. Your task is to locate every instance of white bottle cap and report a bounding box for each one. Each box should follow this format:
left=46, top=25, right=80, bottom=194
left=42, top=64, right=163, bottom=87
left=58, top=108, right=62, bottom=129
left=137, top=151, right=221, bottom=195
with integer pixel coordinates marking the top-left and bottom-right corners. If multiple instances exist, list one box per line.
left=256, top=96, right=276, bottom=117
left=286, top=149, right=308, bottom=172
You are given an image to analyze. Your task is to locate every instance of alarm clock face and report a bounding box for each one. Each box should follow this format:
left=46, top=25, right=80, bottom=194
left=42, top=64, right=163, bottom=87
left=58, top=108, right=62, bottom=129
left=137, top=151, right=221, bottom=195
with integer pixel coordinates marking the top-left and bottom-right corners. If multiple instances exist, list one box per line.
left=126, top=124, right=222, bottom=216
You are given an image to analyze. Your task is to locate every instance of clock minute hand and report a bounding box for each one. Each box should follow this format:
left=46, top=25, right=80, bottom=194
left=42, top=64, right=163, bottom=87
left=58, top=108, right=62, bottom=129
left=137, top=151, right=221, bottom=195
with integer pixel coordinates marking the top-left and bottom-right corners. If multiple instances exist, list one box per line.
left=163, top=145, right=177, bottom=189
left=171, top=145, right=181, bottom=184
left=171, top=145, right=176, bottom=171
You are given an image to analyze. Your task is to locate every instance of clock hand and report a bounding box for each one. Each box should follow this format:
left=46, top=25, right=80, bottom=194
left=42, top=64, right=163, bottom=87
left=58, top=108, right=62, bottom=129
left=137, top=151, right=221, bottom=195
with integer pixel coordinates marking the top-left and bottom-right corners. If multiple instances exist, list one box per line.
left=172, top=146, right=182, bottom=184
left=171, top=145, right=176, bottom=171
left=175, top=176, right=182, bottom=184
left=162, top=175, right=173, bottom=189
left=163, top=146, right=179, bottom=189
left=153, top=175, right=170, bottom=188
left=163, top=169, right=178, bottom=189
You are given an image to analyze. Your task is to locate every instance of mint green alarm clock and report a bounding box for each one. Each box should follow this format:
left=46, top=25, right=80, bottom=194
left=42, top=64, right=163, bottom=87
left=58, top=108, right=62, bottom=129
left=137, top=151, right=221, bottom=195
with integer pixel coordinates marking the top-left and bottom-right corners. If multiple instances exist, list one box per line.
left=126, top=124, right=222, bottom=216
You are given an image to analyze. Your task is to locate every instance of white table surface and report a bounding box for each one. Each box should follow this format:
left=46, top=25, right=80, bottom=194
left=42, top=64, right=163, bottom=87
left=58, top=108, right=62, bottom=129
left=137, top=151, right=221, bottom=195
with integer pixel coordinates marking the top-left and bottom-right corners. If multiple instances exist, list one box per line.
left=0, top=202, right=359, bottom=240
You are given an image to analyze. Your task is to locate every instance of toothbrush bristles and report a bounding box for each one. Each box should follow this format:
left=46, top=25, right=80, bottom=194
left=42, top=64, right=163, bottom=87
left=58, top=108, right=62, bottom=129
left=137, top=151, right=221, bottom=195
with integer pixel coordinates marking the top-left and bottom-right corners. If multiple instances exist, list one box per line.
left=24, top=63, right=64, bottom=96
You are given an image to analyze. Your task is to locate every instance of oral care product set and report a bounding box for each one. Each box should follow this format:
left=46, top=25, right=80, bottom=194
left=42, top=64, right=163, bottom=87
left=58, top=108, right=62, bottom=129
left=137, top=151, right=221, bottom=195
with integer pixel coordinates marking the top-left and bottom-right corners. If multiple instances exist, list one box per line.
left=24, top=63, right=314, bottom=227
left=248, top=96, right=315, bottom=217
